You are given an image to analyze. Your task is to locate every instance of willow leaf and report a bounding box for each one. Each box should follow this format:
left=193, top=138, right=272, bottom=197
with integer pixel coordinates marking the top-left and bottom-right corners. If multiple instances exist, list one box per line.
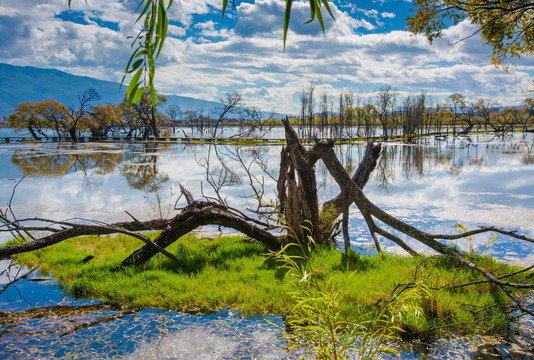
left=283, top=0, right=293, bottom=48
left=222, top=0, right=229, bottom=17
left=132, top=87, right=144, bottom=104
left=137, top=0, right=153, bottom=22
left=321, top=0, right=335, bottom=19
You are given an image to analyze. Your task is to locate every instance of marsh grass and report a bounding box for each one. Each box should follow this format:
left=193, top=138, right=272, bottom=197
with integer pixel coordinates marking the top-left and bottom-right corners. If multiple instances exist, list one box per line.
left=12, top=233, right=531, bottom=336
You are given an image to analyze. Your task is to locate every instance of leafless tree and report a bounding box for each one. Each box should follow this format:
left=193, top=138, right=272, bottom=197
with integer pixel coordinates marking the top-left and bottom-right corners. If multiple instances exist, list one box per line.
left=166, top=104, right=182, bottom=133
left=376, top=86, right=397, bottom=140
left=211, top=91, right=242, bottom=139
left=299, top=82, right=315, bottom=139
left=319, top=93, right=329, bottom=139
left=238, top=106, right=274, bottom=138
left=447, top=93, right=475, bottom=135
left=64, top=88, right=100, bottom=141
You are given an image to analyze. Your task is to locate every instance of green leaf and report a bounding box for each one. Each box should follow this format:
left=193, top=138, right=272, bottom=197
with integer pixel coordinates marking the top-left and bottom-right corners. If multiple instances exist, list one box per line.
left=126, top=68, right=143, bottom=105
left=127, top=59, right=143, bottom=74
left=309, top=0, right=316, bottom=20
left=132, top=87, right=144, bottom=104
left=137, top=0, right=153, bottom=23
left=157, top=0, right=164, bottom=36
left=127, top=84, right=139, bottom=105
left=135, top=49, right=147, bottom=58
left=283, top=0, right=293, bottom=49
left=222, top=0, right=229, bottom=17
left=124, top=48, right=140, bottom=75
left=321, top=0, right=335, bottom=19
left=150, top=86, right=157, bottom=109
left=156, top=0, right=168, bottom=57
left=315, top=1, right=325, bottom=34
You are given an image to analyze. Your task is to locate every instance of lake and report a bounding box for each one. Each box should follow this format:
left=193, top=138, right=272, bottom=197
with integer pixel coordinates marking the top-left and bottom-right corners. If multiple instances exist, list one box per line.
left=1, top=131, right=533, bottom=358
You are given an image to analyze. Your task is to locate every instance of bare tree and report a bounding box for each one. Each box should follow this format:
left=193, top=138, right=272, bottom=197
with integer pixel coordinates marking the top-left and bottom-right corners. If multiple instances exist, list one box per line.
left=63, top=88, right=100, bottom=141
left=166, top=104, right=182, bottom=134
left=402, top=92, right=429, bottom=139
left=473, top=98, right=497, bottom=131
left=447, top=93, right=475, bottom=135
left=319, top=93, right=329, bottom=139
left=376, top=86, right=397, bottom=141
left=241, top=106, right=274, bottom=136
left=306, top=82, right=315, bottom=139
left=212, top=91, right=242, bottom=139
left=299, top=82, right=316, bottom=139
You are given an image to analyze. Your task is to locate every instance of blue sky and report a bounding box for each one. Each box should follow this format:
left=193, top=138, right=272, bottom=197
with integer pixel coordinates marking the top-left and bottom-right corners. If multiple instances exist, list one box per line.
left=0, top=0, right=533, bottom=113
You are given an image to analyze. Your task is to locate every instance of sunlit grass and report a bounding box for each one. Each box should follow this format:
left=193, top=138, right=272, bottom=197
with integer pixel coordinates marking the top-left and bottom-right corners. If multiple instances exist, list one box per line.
left=14, top=233, right=531, bottom=336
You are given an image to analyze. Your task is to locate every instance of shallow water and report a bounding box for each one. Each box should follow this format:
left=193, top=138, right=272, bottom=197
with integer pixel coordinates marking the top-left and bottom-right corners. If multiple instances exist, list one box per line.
left=0, top=260, right=295, bottom=359
left=1, top=132, right=534, bottom=358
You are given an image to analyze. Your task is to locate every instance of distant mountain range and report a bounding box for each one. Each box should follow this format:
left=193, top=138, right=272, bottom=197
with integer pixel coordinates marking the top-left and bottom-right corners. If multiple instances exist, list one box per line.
left=0, top=63, right=224, bottom=117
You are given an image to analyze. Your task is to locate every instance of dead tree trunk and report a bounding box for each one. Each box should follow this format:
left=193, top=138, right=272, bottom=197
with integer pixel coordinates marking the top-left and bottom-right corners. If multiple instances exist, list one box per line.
left=277, top=121, right=321, bottom=244
left=277, top=117, right=381, bottom=245
left=311, top=140, right=534, bottom=314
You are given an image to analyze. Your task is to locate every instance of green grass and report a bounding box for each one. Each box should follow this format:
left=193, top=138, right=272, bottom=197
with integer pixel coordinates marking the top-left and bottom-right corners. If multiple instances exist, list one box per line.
left=13, top=233, right=531, bottom=336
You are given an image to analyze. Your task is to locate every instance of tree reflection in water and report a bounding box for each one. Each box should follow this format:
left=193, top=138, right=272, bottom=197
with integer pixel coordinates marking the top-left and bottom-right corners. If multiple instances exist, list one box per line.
left=11, top=143, right=124, bottom=177
left=120, top=142, right=170, bottom=193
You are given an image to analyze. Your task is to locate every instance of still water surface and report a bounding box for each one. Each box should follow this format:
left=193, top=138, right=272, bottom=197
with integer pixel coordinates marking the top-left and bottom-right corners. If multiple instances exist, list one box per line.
left=1, top=132, right=533, bottom=358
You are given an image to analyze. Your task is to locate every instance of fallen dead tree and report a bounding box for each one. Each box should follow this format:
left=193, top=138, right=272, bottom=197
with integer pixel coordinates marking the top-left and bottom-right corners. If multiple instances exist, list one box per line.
left=1, top=119, right=534, bottom=318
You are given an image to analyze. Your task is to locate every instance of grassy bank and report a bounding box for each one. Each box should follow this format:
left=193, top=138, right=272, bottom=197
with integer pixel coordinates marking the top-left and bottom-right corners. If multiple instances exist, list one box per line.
left=13, top=233, right=531, bottom=336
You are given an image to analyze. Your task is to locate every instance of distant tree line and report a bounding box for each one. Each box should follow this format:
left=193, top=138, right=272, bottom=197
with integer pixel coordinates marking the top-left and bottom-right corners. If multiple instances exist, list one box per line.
left=7, top=87, right=273, bottom=140
left=7, top=86, right=534, bottom=141
left=296, top=83, right=534, bottom=141
left=7, top=87, right=170, bottom=141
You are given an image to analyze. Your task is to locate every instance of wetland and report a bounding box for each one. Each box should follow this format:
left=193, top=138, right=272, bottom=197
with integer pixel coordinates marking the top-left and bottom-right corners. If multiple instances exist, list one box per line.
left=1, top=130, right=534, bottom=359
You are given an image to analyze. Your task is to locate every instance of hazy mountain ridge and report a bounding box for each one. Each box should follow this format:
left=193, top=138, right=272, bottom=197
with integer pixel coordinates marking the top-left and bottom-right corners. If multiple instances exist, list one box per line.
left=0, top=63, right=223, bottom=117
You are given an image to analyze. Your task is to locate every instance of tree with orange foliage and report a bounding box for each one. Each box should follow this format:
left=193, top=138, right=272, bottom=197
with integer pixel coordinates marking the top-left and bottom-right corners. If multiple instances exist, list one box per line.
left=8, top=100, right=66, bottom=139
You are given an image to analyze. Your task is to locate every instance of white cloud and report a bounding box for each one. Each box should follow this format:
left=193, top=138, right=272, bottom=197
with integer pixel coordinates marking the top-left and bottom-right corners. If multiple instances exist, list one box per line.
left=0, top=0, right=532, bottom=114
left=381, top=12, right=396, bottom=18
left=168, top=24, right=186, bottom=37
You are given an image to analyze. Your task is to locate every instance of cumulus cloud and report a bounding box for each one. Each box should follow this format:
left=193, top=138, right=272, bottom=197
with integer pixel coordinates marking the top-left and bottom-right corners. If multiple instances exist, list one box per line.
left=0, top=0, right=532, bottom=114
left=168, top=24, right=186, bottom=37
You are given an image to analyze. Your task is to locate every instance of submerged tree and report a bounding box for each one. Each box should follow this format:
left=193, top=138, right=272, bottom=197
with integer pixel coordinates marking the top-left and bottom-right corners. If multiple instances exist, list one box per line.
left=119, top=89, right=167, bottom=139
left=8, top=100, right=67, bottom=139
left=211, top=91, right=243, bottom=138
left=63, top=88, right=100, bottom=141
left=8, top=101, right=51, bottom=139
left=86, top=104, right=123, bottom=138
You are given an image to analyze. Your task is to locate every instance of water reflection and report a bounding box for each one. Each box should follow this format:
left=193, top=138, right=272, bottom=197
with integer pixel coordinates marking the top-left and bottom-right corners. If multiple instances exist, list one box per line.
left=11, top=143, right=124, bottom=177
left=1, top=133, right=534, bottom=358
left=0, top=261, right=295, bottom=360
left=346, top=134, right=534, bottom=264
left=1, top=134, right=534, bottom=253
left=120, top=143, right=171, bottom=192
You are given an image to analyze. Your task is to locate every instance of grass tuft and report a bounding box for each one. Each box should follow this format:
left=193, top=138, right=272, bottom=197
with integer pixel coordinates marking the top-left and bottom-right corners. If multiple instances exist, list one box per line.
left=14, top=233, right=532, bottom=337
